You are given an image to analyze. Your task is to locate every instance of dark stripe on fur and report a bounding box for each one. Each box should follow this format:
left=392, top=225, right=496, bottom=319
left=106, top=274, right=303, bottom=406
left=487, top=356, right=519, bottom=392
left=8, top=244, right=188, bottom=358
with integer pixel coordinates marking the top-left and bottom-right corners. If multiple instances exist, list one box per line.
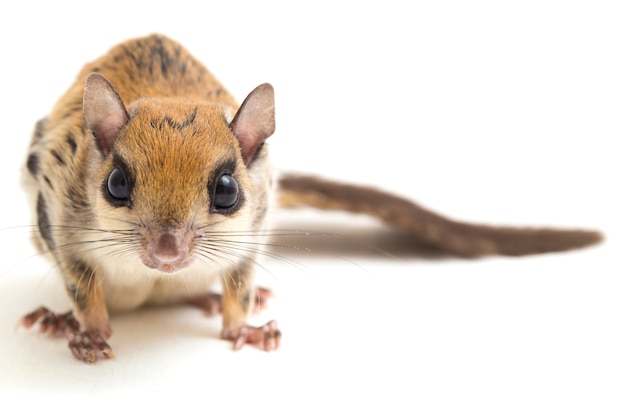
left=36, top=192, right=54, bottom=250
left=26, top=153, right=39, bottom=176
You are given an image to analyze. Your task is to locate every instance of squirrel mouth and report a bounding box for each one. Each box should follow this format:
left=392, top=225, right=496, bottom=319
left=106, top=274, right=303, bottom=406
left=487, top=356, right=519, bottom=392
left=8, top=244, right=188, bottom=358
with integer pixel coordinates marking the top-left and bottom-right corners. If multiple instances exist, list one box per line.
left=158, top=263, right=177, bottom=273
left=142, top=255, right=194, bottom=274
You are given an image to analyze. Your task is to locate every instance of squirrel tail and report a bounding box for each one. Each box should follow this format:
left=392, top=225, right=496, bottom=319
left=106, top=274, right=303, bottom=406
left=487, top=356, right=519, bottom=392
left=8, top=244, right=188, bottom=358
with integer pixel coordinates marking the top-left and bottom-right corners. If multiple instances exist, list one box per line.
left=277, top=174, right=603, bottom=257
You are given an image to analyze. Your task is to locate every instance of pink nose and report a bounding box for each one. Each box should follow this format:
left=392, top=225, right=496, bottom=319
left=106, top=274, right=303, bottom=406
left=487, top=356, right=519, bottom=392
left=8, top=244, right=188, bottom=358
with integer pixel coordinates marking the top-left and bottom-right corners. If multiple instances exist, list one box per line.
left=150, top=232, right=189, bottom=267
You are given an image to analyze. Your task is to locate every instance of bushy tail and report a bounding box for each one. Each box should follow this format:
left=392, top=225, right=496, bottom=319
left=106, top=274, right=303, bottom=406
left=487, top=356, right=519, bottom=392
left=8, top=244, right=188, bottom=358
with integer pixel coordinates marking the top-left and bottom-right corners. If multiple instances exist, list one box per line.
left=277, top=174, right=603, bottom=257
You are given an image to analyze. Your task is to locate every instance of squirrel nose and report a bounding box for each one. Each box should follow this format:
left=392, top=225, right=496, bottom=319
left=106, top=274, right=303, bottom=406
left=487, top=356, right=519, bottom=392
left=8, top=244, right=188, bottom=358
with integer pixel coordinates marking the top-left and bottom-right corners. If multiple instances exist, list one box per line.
left=149, top=231, right=189, bottom=270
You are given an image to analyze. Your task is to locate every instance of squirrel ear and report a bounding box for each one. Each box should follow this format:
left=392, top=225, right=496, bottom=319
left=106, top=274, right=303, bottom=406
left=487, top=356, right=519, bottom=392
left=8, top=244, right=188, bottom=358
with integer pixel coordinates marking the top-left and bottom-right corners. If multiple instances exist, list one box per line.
left=82, top=73, right=129, bottom=155
left=230, top=83, right=275, bottom=165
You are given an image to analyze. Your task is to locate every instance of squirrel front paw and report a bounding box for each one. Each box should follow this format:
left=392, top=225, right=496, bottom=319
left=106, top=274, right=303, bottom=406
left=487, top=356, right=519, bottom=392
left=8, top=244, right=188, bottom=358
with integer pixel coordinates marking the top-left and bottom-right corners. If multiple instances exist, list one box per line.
left=67, top=330, right=114, bottom=363
left=20, top=306, right=114, bottom=363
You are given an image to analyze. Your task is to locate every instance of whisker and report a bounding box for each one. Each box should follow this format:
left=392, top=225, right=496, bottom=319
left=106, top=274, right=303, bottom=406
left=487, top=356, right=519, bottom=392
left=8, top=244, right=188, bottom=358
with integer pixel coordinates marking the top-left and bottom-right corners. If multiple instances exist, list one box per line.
left=200, top=238, right=310, bottom=273
left=205, top=226, right=403, bottom=266
left=195, top=245, right=249, bottom=270
left=198, top=228, right=338, bottom=239
left=196, top=244, right=278, bottom=279
left=0, top=230, right=140, bottom=281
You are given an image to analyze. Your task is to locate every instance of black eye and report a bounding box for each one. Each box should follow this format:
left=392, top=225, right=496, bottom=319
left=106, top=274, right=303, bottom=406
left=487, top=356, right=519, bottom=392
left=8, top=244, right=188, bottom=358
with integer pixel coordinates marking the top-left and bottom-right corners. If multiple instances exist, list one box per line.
left=213, top=174, right=239, bottom=210
left=107, top=168, right=130, bottom=201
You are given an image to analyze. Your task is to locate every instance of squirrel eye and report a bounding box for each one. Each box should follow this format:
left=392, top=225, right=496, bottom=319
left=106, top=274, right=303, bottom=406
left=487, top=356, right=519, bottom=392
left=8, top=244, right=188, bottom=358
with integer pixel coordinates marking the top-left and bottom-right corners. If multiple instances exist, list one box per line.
left=213, top=174, right=239, bottom=210
left=107, top=168, right=130, bottom=201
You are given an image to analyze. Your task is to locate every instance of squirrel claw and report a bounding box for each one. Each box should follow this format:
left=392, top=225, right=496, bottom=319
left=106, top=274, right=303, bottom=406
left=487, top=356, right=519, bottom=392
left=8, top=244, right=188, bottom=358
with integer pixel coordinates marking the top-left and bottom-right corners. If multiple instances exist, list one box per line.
left=19, top=306, right=79, bottom=336
left=20, top=306, right=114, bottom=363
left=67, top=330, right=114, bottom=363
left=223, top=320, right=282, bottom=351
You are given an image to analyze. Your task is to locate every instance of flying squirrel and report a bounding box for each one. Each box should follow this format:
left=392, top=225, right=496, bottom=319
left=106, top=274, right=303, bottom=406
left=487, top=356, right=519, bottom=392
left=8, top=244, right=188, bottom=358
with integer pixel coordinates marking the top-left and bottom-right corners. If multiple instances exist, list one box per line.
left=19, top=34, right=603, bottom=363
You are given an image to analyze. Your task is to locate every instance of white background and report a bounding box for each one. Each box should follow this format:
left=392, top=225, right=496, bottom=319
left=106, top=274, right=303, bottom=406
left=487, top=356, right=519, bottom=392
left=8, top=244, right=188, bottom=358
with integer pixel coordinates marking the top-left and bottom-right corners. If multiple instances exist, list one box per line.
left=0, top=1, right=624, bottom=416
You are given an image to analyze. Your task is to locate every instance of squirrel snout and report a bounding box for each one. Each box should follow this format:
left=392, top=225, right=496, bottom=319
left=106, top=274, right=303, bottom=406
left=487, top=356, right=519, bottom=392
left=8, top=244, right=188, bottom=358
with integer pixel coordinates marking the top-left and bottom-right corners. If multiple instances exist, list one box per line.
left=145, top=231, right=192, bottom=273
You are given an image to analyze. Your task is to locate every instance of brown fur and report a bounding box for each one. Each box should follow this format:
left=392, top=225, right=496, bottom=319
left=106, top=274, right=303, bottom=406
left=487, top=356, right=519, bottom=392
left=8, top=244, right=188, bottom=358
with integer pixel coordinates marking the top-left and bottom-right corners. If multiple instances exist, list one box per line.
left=22, top=34, right=277, bottom=361
left=278, top=174, right=603, bottom=257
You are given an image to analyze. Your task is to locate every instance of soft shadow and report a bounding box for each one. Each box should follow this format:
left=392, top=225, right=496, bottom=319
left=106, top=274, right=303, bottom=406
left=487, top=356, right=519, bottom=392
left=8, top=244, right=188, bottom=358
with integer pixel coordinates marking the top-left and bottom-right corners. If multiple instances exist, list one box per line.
left=111, top=304, right=222, bottom=340
left=266, top=217, right=450, bottom=261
